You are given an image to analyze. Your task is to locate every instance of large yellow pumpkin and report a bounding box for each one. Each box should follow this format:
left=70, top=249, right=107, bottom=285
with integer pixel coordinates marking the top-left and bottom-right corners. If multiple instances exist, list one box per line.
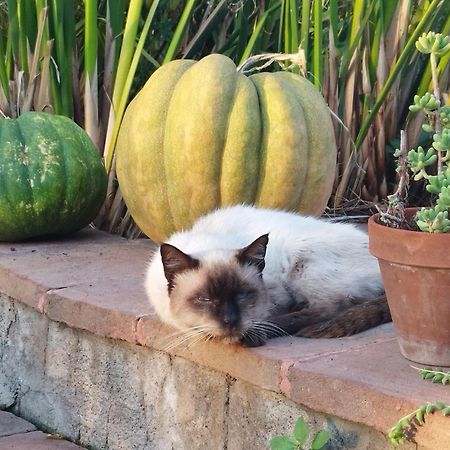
left=116, top=54, right=336, bottom=242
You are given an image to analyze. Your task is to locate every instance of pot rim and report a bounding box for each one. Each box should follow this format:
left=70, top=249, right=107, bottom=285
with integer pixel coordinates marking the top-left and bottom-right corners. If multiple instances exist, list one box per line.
left=369, top=207, right=450, bottom=238
left=368, top=207, right=450, bottom=268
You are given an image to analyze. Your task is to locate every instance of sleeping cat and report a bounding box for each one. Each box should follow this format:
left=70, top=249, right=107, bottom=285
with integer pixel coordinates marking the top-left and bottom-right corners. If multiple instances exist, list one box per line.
left=145, top=205, right=390, bottom=347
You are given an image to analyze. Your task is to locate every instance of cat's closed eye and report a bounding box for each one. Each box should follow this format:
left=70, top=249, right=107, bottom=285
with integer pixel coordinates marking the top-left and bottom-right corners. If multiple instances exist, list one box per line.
left=236, top=290, right=259, bottom=307
left=236, top=292, right=251, bottom=302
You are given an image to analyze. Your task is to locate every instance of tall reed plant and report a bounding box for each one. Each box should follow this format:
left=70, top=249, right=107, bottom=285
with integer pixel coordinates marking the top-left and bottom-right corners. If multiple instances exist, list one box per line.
left=0, top=0, right=449, bottom=236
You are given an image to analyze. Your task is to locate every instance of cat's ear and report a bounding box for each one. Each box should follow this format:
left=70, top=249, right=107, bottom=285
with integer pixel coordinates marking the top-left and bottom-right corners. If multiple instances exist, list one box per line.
left=236, top=234, right=269, bottom=275
left=160, top=244, right=199, bottom=292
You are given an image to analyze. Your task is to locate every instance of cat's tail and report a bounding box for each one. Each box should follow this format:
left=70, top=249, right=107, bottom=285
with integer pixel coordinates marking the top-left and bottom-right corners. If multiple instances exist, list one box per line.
left=270, top=295, right=391, bottom=339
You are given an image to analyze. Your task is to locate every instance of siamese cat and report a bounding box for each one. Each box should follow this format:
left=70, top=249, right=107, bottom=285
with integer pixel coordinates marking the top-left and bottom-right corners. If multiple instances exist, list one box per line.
left=145, top=205, right=389, bottom=347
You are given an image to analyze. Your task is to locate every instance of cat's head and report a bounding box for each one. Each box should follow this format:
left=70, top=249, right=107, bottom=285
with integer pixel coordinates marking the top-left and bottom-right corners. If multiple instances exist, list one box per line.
left=160, top=234, right=270, bottom=343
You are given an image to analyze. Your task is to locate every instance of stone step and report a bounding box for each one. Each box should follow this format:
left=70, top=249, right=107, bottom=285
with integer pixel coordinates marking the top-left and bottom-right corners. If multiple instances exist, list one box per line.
left=0, top=411, right=84, bottom=449
left=1, top=228, right=450, bottom=449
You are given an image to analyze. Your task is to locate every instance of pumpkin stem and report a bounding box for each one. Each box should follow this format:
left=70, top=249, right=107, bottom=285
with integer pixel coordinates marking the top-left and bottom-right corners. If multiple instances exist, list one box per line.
left=237, top=48, right=307, bottom=75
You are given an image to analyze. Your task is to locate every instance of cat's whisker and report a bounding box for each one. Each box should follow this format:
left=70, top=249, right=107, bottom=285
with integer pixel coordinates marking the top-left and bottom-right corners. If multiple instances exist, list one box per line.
left=164, top=334, right=203, bottom=351
left=186, top=331, right=213, bottom=349
left=162, top=326, right=214, bottom=351
left=256, top=320, right=288, bottom=330
left=242, top=328, right=260, bottom=345
left=160, top=329, right=206, bottom=349
left=252, top=320, right=289, bottom=334
left=249, top=321, right=290, bottom=338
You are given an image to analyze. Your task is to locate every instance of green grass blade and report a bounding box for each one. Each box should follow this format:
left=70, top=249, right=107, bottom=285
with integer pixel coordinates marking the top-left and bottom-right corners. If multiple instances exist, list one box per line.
left=338, top=1, right=376, bottom=81
left=287, top=0, right=299, bottom=53
left=34, top=0, right=49, bottom=57
left=50, top=0, right=73, bottom=116
left=0, top=28, right=9, bottom=100
left=105, top=0, right=161, bottom=171
left=110, top=0, right=143, bottom=111
left=141, top=48, right=160, bottom=69
left=16, top=0, right=29, bottom=73
left=163, top=0, right=197, bottom=64
left=22, top=6, right=47, bottom=113
left=84, top=0, right=98, bottom=147
left=328, top=0, right=338, bottom=46
left=259, top=0, right=283, bottom=53
left=300, top=0, right=310, bottom=63
left=278, top=0, right=286, bottom=52
left=107, top=0, right=127, bottom=66
left=349, top=0, right=364, bottom=43
left=6, top=0, right=19, bottom=73
left=239, top=2, right=281, bottom=63
left=183, top=0, right=228, bottom=59
left=234, top=2, right=252, bottom=60
left=369, top=0, right=383, bottom=84
left=84, top=0, right=97, bottom=80
left=355, top=0, right=444, bottom=149
left=312, top=0, right=322, bottom=89
left=20, top=0, right=37, bottom=49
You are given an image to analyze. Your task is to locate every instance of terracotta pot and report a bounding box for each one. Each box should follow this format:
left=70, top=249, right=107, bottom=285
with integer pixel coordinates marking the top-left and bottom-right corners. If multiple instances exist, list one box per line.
left=368, top=208, right=450, bottom=366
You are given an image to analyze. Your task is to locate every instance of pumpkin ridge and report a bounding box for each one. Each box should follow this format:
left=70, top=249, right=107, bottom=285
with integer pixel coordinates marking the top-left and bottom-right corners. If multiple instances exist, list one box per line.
left=53, top=114, right=105, bottom=234
left=14, top=117, right=37, bottom=235
left=274, top=74, right=309, bottom=203
left=38, top=114, right=69, bottom=231
left=276, top=72, right=337, bottom=214
left=117, top=60, right=196, bottom=241
left=248, top=76, right=268, bottom=204
left=253, top=81, right=264, bottom=206
left=217, top=68, right=242, bottom=207
left=164, top=54, right=238, bottom=228
left=224, top=74, right=264, bottom=206
left=159, top=61, right=197, bottom=236
left=0, top=120, right=17, bottom=234
left=250, top=73, right=307, bottom=209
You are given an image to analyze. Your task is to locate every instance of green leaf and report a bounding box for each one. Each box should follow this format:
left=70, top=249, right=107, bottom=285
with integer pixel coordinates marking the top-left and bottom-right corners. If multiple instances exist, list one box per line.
left=400, top=418, right=411, bottom=428
left=269, top=436, right=299, bottom=450
left=415, top=409, right=425, bottom=425
left=432, top=374, right=444, bottom=383
left=293, top=417, right=309, bottom=445
left=311, top=430, right=331, bottom=450
left=425, top=403, right=436, bottom=414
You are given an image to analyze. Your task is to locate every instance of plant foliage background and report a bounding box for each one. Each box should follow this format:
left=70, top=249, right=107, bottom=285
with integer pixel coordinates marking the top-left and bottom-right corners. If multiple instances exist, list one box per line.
left=0, top=0, right=449, bottom=237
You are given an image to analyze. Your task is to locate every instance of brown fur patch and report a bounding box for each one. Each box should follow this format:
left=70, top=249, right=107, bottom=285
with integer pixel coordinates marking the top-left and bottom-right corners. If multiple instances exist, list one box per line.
left=269, top=295, right=391, bottom=338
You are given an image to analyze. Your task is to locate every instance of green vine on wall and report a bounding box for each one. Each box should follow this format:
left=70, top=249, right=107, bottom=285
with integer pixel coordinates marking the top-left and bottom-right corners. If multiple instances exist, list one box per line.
left=388, top=367, right=450, bottom=446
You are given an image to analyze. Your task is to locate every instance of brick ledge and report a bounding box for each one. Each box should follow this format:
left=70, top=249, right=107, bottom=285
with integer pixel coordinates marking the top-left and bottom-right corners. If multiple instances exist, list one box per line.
left=1, top=228, right=450, bottom=446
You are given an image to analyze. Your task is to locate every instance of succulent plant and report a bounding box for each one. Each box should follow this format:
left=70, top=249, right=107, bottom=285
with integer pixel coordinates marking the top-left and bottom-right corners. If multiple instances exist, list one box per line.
left=404, top=32, right=450, bottom=232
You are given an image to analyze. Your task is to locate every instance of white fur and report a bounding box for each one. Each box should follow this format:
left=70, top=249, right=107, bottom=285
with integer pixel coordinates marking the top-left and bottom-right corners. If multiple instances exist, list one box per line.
left=145, top=205, right=382, bottom=328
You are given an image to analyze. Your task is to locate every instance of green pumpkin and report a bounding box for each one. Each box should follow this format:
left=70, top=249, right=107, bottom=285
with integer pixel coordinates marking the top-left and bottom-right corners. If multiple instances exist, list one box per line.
left=117, top=54, right=337, bottom=242
left=0, top=112, right=107, bottom=241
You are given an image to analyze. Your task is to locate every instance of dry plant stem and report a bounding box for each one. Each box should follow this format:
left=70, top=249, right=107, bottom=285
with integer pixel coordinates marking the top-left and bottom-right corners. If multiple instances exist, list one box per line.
left=390, top=130, right=409, bottom=210
left=22, top=8, right=47, bottom=113
left=410, top=365, right=450, bottom=377
left=378, top=130, right=409, bottom=228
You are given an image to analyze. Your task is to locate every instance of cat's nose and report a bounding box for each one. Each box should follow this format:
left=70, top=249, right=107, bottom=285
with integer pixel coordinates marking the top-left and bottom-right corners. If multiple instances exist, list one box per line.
left=223, top=312, right=239, bottom=329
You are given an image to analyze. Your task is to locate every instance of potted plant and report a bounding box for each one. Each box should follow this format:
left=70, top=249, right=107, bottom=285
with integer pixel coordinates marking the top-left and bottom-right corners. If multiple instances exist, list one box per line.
left=368, top=32, right=450, bottom=366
